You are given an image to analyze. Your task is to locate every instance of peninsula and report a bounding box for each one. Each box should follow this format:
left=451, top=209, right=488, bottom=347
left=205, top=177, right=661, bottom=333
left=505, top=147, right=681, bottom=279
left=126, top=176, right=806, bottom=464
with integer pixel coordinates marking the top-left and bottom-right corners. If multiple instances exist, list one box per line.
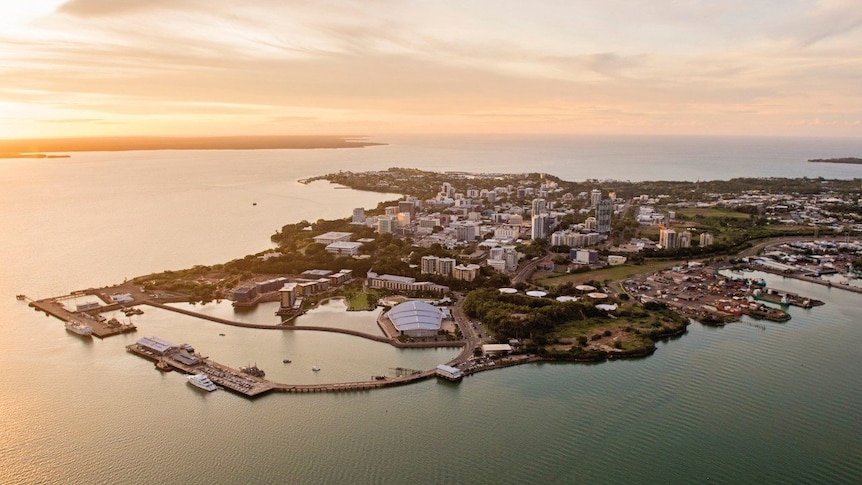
left=25, top=168, right=862, bottom=397
left=0, top=135, right=384, bottom=154
left=808, top=157, right=862, bottom=164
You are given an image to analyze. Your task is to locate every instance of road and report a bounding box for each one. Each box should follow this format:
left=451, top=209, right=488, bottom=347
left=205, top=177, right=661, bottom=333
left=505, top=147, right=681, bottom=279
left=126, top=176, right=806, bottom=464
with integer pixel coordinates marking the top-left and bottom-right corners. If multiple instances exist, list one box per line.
left=511, top=255, right=551, bottom=286
left=447, top=293, right=488, bottom=365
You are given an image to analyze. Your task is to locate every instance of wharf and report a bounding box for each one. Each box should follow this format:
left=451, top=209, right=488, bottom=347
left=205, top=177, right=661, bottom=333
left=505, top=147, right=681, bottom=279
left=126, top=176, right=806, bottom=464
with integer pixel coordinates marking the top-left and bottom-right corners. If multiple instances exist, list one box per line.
left=29, top=298, right=137, bottom=338
left=755, top=288, right=824, bottom=308
left=748, top=265, right=862, bottom=295
left=126, top=343, right=273, bottom=397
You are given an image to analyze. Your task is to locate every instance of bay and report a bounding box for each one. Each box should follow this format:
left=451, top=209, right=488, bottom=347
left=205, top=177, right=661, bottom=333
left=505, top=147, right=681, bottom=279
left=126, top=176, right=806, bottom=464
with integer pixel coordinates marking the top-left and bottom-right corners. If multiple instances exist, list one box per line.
left=1, top=135, right=861, bottom=484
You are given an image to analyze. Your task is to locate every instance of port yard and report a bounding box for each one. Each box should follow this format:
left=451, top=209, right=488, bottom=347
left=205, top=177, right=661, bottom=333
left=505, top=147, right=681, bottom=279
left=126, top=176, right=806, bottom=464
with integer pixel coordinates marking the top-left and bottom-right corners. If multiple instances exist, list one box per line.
left=623, top=264, right=824, bottom=324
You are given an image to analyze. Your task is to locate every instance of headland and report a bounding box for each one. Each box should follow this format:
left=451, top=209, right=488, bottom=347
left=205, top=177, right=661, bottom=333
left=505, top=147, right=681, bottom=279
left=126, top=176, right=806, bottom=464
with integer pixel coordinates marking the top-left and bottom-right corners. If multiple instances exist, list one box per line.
left=808, top=157, right=862, bottom=164
left=0, top=135, right=384, bottom=154
left=24, top=168, right=861, bottom=397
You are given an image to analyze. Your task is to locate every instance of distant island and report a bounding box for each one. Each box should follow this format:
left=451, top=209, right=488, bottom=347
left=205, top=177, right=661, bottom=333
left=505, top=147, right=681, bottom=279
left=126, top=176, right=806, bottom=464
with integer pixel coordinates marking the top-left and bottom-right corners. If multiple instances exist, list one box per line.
left=0, top=135, right=384, bottom=154
left=808, top=157, right=862, bottom=164
left=0, top=153, right=71, bottom=159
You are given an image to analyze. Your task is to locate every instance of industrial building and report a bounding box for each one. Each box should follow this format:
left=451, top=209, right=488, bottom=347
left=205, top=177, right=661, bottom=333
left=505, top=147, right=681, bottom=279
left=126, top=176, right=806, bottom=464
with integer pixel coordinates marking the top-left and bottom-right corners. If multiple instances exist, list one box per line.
left=136, top=336, right=178, bottom=356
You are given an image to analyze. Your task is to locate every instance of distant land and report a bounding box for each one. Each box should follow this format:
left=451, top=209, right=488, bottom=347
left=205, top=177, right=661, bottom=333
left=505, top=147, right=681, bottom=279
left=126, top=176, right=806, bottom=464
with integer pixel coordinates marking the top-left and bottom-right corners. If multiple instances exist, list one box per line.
left=0, top=153, right=71, bottom=159
left=808, top=157, right=862, bottom=164
left=0, top=135, right=384, bottom=154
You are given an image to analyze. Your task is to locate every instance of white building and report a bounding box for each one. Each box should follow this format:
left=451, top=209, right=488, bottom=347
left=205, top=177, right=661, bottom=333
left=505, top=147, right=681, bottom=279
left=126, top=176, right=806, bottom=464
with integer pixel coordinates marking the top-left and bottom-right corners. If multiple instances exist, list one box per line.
left=313, top=231, right=352, bottom=245
left=531, top=214, right=547, bottom=240
left=421, top=255, right=456, bottom=276
left=325, top=241, right=363, bottom=255
left=386, top=300, right=444, bottom=338
left=453, top=263, right=481, bottom=281
left=378, top=215, right=396, bottom=234
left=590, top=189, right=602, bottom=208
left=494, top=224, right=521, bottom=241
left=531, top=198, right=546, bottom=215
left=659, top=228, right=677, bottom=250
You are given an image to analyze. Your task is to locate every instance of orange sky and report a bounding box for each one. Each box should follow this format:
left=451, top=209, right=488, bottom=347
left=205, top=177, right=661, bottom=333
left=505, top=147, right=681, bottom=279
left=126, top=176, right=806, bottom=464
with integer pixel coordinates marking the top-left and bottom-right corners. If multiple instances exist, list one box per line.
left=1, top=0, right=861, bottom=139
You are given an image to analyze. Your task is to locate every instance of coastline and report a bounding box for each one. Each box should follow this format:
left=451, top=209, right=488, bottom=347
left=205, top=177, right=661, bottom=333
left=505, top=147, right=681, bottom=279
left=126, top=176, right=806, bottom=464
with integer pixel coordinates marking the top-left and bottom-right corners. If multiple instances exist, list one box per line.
left=0, top=135, right=385, bottom=153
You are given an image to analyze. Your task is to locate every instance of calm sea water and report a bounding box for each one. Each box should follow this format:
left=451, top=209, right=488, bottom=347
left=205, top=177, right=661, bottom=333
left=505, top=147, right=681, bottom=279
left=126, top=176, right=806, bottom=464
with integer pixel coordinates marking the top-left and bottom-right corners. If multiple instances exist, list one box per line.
left=1, top=135, right=861, bottom=484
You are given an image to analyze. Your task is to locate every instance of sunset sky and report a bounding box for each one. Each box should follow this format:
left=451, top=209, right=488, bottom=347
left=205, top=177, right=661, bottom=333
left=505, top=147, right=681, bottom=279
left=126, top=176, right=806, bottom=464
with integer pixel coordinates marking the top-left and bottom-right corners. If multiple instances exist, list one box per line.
left=1, top=0, right=861, bottom=139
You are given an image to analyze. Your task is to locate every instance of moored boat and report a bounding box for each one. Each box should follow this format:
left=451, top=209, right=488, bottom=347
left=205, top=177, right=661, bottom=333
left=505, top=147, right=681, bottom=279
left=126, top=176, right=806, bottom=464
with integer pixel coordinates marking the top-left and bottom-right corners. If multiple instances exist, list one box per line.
left=240, top=364, right=265, bottom=378
left=186, top=373, right=217, bottom=392
left=65, top=320, right=93, bottom=337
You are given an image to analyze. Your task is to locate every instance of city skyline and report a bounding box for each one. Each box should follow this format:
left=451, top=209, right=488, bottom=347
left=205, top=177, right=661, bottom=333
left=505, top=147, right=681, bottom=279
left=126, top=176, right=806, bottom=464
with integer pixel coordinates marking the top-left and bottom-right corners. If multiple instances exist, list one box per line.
left=2, top=0, right=861, bottom=140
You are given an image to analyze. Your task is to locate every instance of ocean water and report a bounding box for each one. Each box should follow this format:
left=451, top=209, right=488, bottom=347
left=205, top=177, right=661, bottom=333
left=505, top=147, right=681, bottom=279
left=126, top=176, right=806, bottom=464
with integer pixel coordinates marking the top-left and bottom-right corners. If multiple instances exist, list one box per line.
left=1, top=135, right=861, bottom=484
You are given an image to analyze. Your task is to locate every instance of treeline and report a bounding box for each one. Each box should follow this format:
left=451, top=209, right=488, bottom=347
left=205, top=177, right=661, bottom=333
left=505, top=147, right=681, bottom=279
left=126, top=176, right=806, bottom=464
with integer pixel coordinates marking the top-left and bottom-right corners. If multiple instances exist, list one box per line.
left=462, top=288, right=605, bottom=340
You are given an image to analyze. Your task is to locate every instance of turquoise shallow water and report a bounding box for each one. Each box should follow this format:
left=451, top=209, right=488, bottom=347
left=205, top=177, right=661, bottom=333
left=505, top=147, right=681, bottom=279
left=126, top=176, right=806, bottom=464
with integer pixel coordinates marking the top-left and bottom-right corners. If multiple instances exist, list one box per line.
left=1, top=136, right=861, bottom=484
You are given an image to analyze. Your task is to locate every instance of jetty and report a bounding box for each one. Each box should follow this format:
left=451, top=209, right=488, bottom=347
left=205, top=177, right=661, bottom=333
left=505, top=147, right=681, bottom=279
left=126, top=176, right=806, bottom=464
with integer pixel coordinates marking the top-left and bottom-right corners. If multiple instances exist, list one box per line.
left=754, top=287, right=824, bottom=308
left=28, top=296, right=137, bottom=338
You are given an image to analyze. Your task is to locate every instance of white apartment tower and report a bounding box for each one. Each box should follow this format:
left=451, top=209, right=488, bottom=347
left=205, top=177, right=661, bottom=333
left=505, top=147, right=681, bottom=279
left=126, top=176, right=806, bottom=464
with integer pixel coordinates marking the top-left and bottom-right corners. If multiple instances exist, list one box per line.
left=590, top=189, right=602, bottom=208
left=531, top=214, right=547, bottom=240
left=659, top=227, right=677, bottom=250
left=531, top=198, right=546, bottom=216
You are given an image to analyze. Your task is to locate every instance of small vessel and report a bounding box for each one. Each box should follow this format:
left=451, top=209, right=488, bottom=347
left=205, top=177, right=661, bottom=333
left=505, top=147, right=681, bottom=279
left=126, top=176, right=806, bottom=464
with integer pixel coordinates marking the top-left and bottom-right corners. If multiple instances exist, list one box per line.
left=219, top=333, right=225, bottom=336
left=283, top=359, right=292, bottom=364
left=65, top=320, right=93, bottom=337
left=187, top=374, right=218, bottom=392
left=240, top=364, right=265, bottom=378
left=373, top=375, right=386, bottom=380
left=311, top=366, right=321, bottom=372
left=155, top=360, right=172, bottom=372
left=16, top=294, right=26, bottom=301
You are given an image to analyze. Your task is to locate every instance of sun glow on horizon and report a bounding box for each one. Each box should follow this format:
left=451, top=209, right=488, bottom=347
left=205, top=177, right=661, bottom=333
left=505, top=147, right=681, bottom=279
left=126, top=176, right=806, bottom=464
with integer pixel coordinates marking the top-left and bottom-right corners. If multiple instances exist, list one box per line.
left=1, top=0, right=861, bottom=139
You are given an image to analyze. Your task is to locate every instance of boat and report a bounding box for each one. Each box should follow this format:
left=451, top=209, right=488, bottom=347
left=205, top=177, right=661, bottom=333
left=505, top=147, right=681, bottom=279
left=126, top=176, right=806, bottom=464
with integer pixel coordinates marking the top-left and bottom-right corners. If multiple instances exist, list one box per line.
left=218, top=333, right=225, bottom=336
left=240, top=364, right=265, bottom=378
left=186, top=373, right=217, bottom=392
left=65, top=320, right=93, bottom=337
left=283, top=359, right=292, bottom=364
left=311, top=366, right=321, bottom=372
left=16, top=294, right=26, bottom=301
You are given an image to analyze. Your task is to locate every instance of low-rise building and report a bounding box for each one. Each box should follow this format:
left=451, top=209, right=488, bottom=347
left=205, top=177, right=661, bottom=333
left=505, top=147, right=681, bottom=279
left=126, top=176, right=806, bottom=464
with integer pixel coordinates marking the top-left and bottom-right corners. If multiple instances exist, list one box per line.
left=325, top=241, right=363, bottom=255
left=366, top=272, right=449, bottom=294
left=312, top=231, right=353, bottom=245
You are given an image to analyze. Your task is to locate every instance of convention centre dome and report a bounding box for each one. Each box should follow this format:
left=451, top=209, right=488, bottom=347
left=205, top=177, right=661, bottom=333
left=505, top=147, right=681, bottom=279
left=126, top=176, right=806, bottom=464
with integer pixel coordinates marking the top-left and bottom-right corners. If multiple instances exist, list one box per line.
left=387, top=300, right=443, bottom=337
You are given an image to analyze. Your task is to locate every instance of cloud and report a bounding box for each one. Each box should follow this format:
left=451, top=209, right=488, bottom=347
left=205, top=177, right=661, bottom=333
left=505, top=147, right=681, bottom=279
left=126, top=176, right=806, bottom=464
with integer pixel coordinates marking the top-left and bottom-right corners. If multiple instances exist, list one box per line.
left=56, top=0, right=190, bottom=17
left=0, top=1, right=859, bottom=137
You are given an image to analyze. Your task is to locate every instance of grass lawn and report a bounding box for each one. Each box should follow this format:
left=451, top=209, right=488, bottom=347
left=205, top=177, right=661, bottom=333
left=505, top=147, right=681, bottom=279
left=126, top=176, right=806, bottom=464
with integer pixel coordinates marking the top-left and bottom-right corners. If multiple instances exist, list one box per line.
left=347, top=291, right=377, bottom=311
left=536, top=260, right=680, bottom=287
left=674, top=207, right=752, bottom=219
